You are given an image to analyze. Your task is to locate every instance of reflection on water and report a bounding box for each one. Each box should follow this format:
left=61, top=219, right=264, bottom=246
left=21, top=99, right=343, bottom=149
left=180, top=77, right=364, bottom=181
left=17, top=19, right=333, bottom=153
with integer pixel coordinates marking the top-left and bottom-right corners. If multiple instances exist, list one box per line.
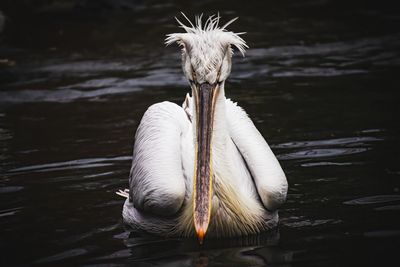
left=111, top=232, right=289, bottom=266
left=1, top=0, right=400, bottom=266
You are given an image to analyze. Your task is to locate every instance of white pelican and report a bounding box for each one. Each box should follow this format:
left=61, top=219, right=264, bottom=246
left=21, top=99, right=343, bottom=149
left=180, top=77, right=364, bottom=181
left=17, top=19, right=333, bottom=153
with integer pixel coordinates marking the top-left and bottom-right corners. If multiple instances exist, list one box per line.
left=119, top=14, right=288, bottom=244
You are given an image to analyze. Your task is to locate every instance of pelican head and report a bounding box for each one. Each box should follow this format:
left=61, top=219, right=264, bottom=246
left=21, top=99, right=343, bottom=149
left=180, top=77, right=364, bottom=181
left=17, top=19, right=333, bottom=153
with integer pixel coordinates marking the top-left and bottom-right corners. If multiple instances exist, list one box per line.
left=166, top=14, right=248, bottom=243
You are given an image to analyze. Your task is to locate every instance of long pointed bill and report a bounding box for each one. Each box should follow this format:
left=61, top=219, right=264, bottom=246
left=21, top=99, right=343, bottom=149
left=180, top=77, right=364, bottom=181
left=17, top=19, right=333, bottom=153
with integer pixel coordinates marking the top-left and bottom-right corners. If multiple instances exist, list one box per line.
left=193, top=82, right=217, bottom=244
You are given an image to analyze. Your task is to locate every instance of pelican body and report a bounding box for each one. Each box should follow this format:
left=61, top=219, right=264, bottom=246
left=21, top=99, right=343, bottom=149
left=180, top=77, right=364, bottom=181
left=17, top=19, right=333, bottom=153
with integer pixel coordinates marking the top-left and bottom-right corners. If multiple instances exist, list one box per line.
left=121, top=15, right=288, bottom=243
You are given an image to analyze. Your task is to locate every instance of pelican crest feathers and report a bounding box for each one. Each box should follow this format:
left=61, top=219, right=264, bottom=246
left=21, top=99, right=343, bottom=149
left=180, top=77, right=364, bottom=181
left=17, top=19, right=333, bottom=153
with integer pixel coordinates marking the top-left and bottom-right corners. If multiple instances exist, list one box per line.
left=165, top=13, right=248, bottom=56
left=165, top=13, right=248, bottom=85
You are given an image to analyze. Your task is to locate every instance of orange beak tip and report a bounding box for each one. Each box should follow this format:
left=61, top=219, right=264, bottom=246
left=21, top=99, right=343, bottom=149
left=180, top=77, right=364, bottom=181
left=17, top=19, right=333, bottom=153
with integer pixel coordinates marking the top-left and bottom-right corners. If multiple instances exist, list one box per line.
left=196, top=228, right=206, bottom=245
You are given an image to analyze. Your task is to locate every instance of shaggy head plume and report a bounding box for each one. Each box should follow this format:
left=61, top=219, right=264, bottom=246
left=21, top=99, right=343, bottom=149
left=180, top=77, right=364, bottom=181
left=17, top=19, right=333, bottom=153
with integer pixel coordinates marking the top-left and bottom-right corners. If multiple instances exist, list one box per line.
left=165, top=13, right=248, bottom=84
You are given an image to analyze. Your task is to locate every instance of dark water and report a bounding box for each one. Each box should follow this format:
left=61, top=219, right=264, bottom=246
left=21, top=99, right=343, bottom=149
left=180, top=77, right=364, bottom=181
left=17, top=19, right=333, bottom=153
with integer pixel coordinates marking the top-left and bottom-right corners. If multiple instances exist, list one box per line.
left=1, top=0, right=400, bottom=266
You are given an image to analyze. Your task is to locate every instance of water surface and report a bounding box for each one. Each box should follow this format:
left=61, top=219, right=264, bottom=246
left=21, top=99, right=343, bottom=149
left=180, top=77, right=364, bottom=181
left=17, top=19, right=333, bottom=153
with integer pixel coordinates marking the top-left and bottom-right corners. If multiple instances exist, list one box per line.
left=1, top=0, right=400, bottom=266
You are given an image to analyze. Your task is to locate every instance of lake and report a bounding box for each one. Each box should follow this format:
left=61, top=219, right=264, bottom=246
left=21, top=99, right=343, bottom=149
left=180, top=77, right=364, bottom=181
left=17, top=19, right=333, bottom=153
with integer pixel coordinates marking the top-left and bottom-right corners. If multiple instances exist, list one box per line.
left=1, top=0, right=400, bottom=266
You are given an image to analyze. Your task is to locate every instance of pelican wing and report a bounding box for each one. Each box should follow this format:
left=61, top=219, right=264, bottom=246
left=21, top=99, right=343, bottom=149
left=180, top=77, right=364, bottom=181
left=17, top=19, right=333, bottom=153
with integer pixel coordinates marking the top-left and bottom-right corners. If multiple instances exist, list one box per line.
left=225, top=99, right=288, bottom=211
left=129, top=101, right=190, bottom=216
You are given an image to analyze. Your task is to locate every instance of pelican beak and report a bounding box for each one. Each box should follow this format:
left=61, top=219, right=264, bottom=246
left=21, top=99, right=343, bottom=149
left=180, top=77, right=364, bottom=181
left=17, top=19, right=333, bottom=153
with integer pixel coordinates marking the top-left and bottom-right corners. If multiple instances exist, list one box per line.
left=192, top=82, right=218, bottom=244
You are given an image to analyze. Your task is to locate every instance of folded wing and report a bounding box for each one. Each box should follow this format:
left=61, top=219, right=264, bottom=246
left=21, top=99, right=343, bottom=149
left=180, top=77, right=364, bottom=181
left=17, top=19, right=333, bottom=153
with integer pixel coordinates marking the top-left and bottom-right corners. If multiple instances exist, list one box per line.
left=129, top=101, right=191, bottom=216
left=225, top=99, right=288, bottom=212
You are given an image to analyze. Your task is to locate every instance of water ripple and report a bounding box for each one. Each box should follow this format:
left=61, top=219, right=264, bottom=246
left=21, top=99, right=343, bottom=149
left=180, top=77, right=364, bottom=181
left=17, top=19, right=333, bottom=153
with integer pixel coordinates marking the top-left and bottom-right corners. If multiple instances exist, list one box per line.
left=282, top=217, right=342, bottom=228
left=364, top=230, right=400, bottom=238
left=0, top=87, right=141, bottom=103
left=278, top=148, right=368, bottom=160
left=7, top=156, right=131, bottom=174
left=301, top=162, right=357, bottom=167
left=37, top=60, right=139, bottom=76
left=343, top=195, right=400, bottom=205
left=374, top=204, right=400, bottom=211
left=272, top=68, right=367, bottom=77
left=273, top=137, right=381, bottom=149
left=0, top=207, right=23, bottom=218
left=239, top=34, right=400, bottom=78
left=275, top=135, right=380, bottom=162
left=35, top=248, right=88, bottom=264
left=0, top=186, right=24, bottom=194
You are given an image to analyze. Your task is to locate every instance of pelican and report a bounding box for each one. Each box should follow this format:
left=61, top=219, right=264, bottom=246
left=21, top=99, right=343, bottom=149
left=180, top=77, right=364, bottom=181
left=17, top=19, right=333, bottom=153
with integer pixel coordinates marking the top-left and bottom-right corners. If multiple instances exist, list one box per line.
left=119, top=14, right=288, bottom=243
